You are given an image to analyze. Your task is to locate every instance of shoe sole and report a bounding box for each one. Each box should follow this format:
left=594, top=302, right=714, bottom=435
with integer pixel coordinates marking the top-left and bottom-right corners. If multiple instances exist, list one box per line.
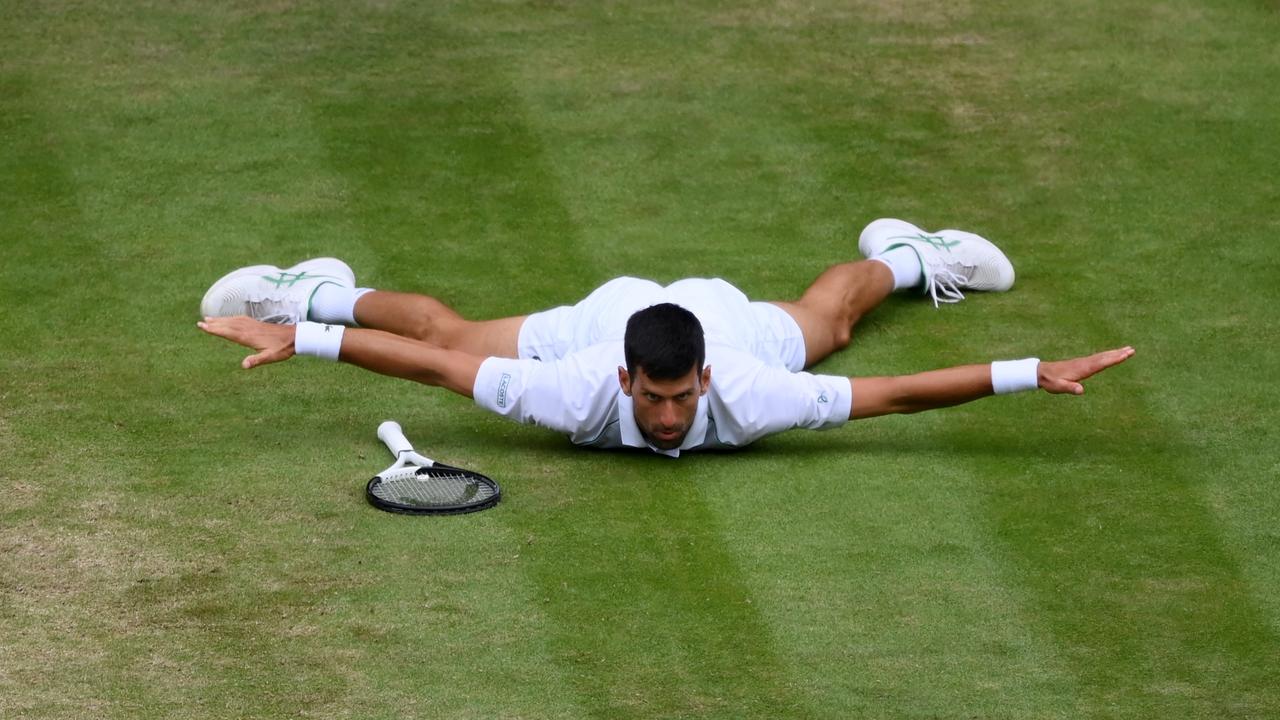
left=199, top=264, right=279, bottom=318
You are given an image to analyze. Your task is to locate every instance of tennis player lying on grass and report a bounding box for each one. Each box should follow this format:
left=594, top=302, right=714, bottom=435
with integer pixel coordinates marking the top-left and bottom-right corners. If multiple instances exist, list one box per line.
left=198, top=218, right=1134, bottom=457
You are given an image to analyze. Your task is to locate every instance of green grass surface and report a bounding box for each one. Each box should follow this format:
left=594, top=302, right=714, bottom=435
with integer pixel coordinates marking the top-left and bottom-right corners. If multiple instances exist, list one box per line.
left=2, top=1, right=1278, bottom=718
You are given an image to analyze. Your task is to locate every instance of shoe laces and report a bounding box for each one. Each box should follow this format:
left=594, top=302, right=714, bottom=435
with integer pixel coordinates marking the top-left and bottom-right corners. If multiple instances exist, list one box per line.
left=892, top=237, right=976, bottom=308
left=921, top=256, right=975, bottom=307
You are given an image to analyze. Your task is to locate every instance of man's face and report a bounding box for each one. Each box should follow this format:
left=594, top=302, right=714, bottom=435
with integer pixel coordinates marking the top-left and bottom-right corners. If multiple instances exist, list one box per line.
left=618, top=364, right=712, bottom=450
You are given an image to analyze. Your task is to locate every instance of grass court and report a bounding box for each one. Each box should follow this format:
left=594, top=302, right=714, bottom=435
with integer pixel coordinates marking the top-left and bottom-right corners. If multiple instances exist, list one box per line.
left=2, top=1, right=1278, bottom=717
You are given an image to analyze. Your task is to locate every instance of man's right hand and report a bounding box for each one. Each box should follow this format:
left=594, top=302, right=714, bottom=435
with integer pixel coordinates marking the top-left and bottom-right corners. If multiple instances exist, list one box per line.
left=198, top=316, right=296, bottom=370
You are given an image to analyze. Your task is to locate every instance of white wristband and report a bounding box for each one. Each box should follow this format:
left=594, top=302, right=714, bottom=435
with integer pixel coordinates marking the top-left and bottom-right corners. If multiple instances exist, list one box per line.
left=294, top=322, right=345, bottom=362
left=991, top=358, right=1040, bottom=394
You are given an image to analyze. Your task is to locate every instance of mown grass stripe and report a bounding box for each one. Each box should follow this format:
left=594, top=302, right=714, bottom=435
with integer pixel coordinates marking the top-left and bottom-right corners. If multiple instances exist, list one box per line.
left=506, top=452, right=820, bottom=719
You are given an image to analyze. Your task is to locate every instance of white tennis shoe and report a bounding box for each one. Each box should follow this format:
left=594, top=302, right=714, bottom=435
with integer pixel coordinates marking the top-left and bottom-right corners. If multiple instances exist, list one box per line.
left=859, top=218, right=1015, bottom=306
left=200, top=257, right=356, bottom=324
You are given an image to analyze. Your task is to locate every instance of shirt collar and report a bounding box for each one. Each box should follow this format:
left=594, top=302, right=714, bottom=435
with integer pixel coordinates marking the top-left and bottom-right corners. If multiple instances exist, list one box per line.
left=618, top=391, right=711, bottom=458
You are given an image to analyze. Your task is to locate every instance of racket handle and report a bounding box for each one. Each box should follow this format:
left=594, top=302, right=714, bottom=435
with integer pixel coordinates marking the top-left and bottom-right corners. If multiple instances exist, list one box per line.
left=377, top=420, right=415, bottom=457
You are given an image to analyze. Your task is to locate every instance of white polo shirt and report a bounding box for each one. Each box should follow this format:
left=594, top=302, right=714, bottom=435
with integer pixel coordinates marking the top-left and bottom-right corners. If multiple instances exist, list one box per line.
left=472, top=340, right=852, bottom=457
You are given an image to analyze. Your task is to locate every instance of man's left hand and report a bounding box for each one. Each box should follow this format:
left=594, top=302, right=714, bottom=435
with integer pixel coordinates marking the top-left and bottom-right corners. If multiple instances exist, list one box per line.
left=198, top=316, right=296, bottom=370
left=1038, top=346, right=1136, bottom=395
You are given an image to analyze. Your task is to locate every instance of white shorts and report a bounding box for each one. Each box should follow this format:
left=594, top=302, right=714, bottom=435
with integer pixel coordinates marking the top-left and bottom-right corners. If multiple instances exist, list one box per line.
left=517, top=277, right=807, bottom=371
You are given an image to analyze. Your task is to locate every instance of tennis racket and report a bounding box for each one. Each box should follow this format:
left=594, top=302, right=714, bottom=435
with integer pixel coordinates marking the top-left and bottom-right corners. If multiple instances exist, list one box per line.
left=365, top=421, right=500, bottom=515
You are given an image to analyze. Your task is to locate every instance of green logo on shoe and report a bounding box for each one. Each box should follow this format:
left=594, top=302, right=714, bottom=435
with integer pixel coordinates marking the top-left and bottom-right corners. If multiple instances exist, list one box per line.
left=888, top=233, right=960, bottom=252
left=261, top=271, right=341, bottom=288
left=917, top=234, right=960, bottom=252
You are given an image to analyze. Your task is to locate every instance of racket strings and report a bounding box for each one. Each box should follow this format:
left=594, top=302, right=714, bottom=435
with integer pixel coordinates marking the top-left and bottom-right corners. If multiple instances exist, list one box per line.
left=371, top=467, right=497, bottom=509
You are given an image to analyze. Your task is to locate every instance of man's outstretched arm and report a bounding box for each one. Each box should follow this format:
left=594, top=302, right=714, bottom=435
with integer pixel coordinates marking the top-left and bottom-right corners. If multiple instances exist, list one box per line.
left=848, top=347, right=1135, bottom=420
left=197, top=316, right=484, bottom=398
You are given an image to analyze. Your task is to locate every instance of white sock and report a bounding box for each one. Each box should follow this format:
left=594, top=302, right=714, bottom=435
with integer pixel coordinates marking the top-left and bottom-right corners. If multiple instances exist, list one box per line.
left=870, top=246, right=923, bottom=291
left=308, top=284, right=374, bottom=326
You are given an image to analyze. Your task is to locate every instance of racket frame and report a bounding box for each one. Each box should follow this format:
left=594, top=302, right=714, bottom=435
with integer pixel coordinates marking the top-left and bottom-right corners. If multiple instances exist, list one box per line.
left=365, top=421, right=500, bottom=515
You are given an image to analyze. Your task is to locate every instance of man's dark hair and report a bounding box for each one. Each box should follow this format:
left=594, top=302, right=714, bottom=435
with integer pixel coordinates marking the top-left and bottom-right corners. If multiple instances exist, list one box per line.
left=623, top=303, right=705, bottom=380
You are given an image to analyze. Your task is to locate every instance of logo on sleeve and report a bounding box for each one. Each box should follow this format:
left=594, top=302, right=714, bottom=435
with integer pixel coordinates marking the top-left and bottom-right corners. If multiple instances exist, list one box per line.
left=817, top=392, right=829, bottom=404
left=496, top=373, right=512, bottom=408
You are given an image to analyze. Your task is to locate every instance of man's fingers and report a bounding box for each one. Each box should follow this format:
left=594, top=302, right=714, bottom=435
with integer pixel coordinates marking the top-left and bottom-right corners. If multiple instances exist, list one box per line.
left=1078, top=347, right=1134, bottom=381
left=1094, top=346, right=1136, bottom=371
left=243, top=350, right=271, bottom=369
left=1040, top=346, right=1134, bottom=395
left=1041, top=376, right=1085, bottom=395
left=198, top=316, right=254, bottom=345
left=243, top=344, right=293, bottom=369
left=199, top=316, right=297, bottom=369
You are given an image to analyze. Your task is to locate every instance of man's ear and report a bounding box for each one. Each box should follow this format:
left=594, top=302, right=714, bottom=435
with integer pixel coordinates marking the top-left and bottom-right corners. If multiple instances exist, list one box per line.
left=618, top=366, right=632, bottom=396
left=699, top=365, right=712, bottom=396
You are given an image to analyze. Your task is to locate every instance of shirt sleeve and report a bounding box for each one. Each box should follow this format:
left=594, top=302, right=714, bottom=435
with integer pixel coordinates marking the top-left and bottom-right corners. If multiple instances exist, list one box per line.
left=706, top=354, right=852, bottom=446
left=472, top=353, right=618, bottom=443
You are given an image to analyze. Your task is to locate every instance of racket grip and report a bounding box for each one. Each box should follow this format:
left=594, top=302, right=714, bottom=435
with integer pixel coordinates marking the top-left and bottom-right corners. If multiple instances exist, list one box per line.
left=377, top=420, right=415, bottom=457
